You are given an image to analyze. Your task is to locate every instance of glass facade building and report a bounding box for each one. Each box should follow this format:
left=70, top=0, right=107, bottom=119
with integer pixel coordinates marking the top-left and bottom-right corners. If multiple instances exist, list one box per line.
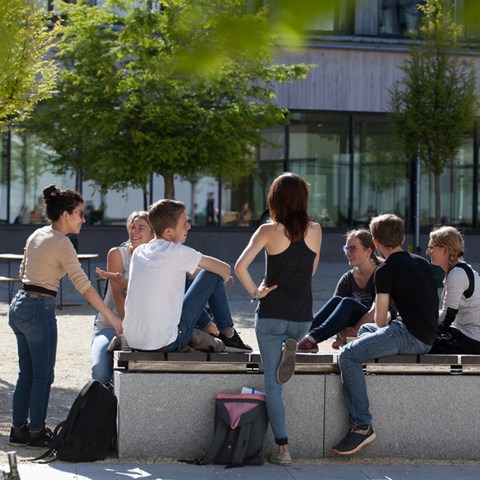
left=2, top=0, right=480, bottom=231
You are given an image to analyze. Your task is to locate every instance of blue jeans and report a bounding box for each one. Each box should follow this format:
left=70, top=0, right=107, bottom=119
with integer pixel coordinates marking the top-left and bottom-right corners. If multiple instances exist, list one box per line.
left=309, top=296, right=368, bottom=343
left=91, top=326, right=116, bottom=385
left=338, top=320, right=431, bottom=428
left=255, top=316, right=310, bottom=445
left=9, top=291, right=57, bottom=431
left=165, top=270, right=233, bottom=352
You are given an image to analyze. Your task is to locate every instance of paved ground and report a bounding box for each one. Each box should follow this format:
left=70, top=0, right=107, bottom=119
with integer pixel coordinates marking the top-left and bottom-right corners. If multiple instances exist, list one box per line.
left=1, top=260, right=480, bottom=479
left=2, top=460, right=480, bottom=480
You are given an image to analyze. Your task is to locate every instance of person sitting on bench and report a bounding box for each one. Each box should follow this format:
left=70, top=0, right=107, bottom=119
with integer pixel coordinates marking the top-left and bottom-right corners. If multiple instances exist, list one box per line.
left=333, top=214, right=438, bottom=456
left=123, top=199, right=251, bottom=353
left=427, top=225, right=480, bottom=354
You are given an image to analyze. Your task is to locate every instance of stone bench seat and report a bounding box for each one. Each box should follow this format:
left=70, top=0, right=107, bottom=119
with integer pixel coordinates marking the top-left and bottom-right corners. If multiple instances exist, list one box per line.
left=365, top=353, right=480, bottom=374
left=113, top=350, right=480, bottom=461
left=115, top=350, right=340, bottom=373
left=114, top=350, right=480, bottom=374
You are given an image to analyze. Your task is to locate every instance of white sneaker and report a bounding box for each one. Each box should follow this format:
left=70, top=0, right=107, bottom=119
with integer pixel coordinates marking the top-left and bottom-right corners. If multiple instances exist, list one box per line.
left=268, top=450, right=292, bottom=465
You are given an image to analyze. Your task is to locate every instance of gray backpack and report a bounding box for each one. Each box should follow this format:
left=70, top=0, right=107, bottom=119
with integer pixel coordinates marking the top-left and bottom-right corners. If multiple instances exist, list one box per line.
left=200, top=393, right=269, bottom=467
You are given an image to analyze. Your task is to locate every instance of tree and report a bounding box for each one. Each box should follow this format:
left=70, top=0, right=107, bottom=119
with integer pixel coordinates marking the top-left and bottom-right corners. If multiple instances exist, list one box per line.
left=0, top=0, right=57, bottom=131
left=29, top=0, right=312, bottom=199
left=389, top=0, right=479, bottom=224
left=27, top=3, right=125, bottom=195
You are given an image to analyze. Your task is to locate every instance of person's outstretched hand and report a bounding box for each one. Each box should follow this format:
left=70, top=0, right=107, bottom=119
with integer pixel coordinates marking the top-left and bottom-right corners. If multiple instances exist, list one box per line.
left=96, top=267, right=123, bottom=284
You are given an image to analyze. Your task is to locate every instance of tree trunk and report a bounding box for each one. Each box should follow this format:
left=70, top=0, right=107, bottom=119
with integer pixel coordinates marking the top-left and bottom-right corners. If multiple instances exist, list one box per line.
left=434, top=171, right=441, bottom=224
left=75, top=168, right=83, bottom=194
left=190, top=181, right=197, bottom=222
left=163, top=173, right=175, bottom=199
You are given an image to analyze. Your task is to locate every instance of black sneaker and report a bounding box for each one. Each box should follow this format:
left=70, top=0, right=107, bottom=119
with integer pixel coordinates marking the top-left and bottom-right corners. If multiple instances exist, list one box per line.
left=27, top=427, right=53, bottom=449
left=277, top=338, right=297, bottom=384
left=332, top=425, right=376, bottom=455
left=9, top=424, right=29, bottom=446
left=218, top=329, right=252, bottom=352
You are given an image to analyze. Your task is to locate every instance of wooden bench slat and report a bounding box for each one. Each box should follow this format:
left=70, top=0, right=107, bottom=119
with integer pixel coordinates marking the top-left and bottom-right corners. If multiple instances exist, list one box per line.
left=375, top=354, right=418, bottom=364
left=209, top=352, right=251, bottom=363
left=365, top=364, right=458, bottom=374
left=459, top=355, right=480, bottom=365
left=418, top=354, right=460, bottom=364
left=296, top=353, right=338, bottom=364
left=167, top=351, right=208, bottom=362
left=115, top=351, right=166, bottom=361
left=115, top=360, right=258, bottom=373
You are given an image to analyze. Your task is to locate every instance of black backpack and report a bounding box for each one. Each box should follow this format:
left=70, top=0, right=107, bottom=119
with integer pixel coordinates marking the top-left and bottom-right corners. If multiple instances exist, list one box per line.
left=199, top=393, right=269, bottom=467
left=36, top=380, right=117, bottom=462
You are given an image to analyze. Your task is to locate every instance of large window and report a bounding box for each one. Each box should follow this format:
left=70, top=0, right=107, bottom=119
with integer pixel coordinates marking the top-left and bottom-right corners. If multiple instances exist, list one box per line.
left=7, top=131, right=66, bottom=224
left=378, top=0, right=480, bottom=40
left=303, top=0, right=355, bottom=34
left=283, top=112, right=409, bottom=229
left=288, top=113, right=350, bottom=227
left=1, top=113, right=479, bottom=230
left=253, top=126, right=285, bottom=221
left=420, top=135, right=474, bottom=227
left=378, top=0, right=425, bottom=37
left=255, top=112, right=478, bottom=231
left=0, top=127, right=263, bottom=227
left=353, top=115, right=408, bottom=227
left=459, top=0, right=480, bottom=40
left=261, top=0, right=354, bottom=35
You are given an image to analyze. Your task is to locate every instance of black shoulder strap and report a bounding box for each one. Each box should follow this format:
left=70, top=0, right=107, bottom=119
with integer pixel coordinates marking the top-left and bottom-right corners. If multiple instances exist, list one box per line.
left=230, top=422, right=252, bottom=467
left=452, top=263, right=475, bottom=299
left=31, top=451, right=57, bottom=464
left=31, top=420, right=67, bottom=463
left=199, top=421, right=230, bottom=465
left=102, top=279, right=109, bottom=299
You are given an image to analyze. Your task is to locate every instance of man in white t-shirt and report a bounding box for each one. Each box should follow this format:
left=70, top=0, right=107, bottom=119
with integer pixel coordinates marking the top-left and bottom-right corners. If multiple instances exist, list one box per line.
left=123, top=199, right=251, bottom=353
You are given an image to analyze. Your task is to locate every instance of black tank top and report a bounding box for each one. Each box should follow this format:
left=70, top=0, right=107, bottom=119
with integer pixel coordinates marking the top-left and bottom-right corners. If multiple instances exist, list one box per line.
left=258, top=238, right=316, bottom=322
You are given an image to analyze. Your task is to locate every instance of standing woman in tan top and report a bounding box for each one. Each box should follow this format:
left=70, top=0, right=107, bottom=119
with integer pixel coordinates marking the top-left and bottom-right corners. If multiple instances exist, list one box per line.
left=8, top=185, right=123, bottom=449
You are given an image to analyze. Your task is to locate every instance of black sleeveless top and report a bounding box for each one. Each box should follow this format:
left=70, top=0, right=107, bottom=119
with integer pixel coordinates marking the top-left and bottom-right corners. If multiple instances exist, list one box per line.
left=257, top=238, right=316, bottom=322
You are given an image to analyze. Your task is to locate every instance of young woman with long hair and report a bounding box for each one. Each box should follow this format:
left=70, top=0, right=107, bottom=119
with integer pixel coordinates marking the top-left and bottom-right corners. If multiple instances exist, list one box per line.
left=235, top=172, right=322, bottom=465
left=8, top=185, right=123, bottom=448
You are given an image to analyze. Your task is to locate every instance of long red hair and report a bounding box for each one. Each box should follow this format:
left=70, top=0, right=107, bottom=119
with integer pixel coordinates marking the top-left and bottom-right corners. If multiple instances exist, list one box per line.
left=267, top=172, right=310, bottom=242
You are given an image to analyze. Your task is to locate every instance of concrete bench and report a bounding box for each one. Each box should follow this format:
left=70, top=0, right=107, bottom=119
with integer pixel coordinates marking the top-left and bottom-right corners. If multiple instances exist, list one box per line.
left=113, top=351, right=480, bottom=461
left=114, top=350, right=339, bottom=373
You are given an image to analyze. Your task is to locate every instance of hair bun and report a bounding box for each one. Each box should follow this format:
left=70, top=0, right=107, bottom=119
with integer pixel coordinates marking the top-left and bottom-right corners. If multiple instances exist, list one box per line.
left=43, top=184, right=59, bottom=200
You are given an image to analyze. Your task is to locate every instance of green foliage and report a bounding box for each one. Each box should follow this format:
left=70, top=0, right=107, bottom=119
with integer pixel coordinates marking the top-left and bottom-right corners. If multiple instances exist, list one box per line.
left=29, top=0, right=312, bottom=197
left=389, top=0, right=479, bottom=223
left=0, top=0, right=57, bottom=131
